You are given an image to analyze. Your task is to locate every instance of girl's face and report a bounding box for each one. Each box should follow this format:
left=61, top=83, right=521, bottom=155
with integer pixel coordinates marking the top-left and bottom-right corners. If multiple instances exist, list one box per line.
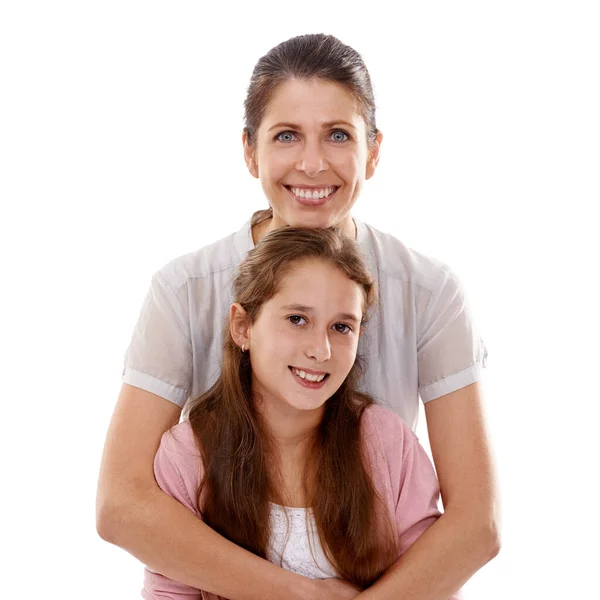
left=244, top=78, right=382, bottom=237
left=246, top=259, right=364, bottom=416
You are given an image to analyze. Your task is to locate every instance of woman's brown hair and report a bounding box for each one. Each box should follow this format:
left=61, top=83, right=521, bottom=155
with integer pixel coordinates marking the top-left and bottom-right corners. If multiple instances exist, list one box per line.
left=183, top=227, right=397, bottom=589
left=243, top=33, right=379, bottom=229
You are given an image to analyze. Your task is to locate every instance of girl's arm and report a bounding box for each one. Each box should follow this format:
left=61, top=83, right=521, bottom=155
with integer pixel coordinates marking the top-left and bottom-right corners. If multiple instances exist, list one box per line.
left=358, top=382, right=500, bottom=600
left=96, top=384, right=318, bottom=600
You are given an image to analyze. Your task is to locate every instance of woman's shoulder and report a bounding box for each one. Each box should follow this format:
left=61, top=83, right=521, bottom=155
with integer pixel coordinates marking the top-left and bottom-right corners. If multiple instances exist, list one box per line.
left=358, top=219, right=455, bottom=292
left=153, top=218, right=253, bottom=292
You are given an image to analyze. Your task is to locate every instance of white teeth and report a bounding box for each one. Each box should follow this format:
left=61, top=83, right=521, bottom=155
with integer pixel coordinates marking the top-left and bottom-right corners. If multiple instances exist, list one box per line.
left=292, top=368, right=326, bottom=383
left=290, top=186, right=336, bottom=199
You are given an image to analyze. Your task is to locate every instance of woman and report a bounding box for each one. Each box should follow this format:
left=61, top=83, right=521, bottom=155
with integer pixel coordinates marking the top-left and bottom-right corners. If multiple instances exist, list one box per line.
left=97, top=33, right=499, bottom=600
left=143, top=227, right=460, bottom=600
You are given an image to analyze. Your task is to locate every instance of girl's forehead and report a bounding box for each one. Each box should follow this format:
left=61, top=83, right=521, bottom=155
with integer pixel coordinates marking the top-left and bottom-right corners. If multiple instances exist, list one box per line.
left=267, top=260, right=365, bottom=306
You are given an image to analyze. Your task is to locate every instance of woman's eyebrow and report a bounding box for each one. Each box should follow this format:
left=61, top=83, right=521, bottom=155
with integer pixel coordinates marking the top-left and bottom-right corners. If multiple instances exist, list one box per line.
left=323, top=120, right=356, bottom=130
left=268, top=122, right=299, bottom=132
left=267, top=120, right=357, bottom=132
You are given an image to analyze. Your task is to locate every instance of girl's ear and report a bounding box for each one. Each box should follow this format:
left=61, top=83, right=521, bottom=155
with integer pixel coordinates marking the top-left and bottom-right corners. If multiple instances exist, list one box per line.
left=242, top=131, right=259, bottom=178
left=230, top=303, right=250, bottom=350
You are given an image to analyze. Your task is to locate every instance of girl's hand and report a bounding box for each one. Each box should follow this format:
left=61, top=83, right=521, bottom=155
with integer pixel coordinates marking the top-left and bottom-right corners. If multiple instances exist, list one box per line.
left=311, top=577, right=361, bottom=600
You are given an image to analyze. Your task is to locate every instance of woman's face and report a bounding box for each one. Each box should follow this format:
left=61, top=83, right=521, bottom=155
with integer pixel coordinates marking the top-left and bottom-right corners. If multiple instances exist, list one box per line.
left=246, top=258, right=364, bottom=416
left=244, top=78, right=382, bottom=237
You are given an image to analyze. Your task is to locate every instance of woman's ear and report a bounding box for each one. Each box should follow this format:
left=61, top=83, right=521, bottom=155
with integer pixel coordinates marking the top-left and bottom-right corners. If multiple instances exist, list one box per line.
left=365, top=130, right=383, bottom=180
left=242, top=131, right=259, bottom=178
left=230, top=303, right=250, bottom=350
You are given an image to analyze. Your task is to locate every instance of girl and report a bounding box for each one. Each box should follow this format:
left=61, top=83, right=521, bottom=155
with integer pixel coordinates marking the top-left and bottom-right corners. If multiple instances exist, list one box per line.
left=143, top=228, right=461, bottom=600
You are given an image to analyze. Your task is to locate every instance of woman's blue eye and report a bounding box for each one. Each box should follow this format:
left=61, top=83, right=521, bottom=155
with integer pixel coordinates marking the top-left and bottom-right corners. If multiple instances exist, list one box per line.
left=330, top=130, right=349, bottom=142
left=277, top=131, right=297, bottom=143
left=334, top=323, right=351, bottom=334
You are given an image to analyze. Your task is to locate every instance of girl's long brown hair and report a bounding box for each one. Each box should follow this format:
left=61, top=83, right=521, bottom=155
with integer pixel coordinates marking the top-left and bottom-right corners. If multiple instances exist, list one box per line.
left=183, top=228, right=397, bottom=589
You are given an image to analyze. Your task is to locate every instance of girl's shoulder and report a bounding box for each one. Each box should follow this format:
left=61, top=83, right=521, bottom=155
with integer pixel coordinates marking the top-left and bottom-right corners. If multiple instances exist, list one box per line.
left=159, top=420, right=202, bottom=464
left=154, top=420, right=204, bottom=516
left=361, top=403, right=419, bottom=461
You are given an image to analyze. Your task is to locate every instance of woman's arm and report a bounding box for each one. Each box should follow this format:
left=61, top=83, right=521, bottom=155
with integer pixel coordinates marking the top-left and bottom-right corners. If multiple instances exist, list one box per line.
left=357, top=382, right=500, bottom=600
left=96, top=384, right=319, bottom=600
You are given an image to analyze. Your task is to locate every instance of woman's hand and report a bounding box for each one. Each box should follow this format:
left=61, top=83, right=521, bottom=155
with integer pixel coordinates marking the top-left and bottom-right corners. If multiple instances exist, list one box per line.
left=311, top=578, right=361, bottom=600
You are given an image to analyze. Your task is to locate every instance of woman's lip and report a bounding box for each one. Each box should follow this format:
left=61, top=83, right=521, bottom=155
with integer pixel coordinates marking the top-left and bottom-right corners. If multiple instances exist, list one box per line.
left=284, top=186, right=338, bottom=206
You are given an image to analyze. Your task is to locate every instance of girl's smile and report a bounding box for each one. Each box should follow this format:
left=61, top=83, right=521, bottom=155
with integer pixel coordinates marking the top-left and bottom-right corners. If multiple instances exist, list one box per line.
left=289, top=366, right=330, bottom=388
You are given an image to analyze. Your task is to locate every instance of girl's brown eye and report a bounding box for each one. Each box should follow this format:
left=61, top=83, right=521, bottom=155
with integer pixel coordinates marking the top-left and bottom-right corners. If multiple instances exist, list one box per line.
left=288, top=315, right=306, bottom=325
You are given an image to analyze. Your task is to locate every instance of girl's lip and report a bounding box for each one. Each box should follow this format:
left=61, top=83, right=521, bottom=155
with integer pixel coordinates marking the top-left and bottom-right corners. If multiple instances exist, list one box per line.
left=289, top=368, right=330, bottom=389
left=284, top=186, right=338, bottom=207
left=289, top=366, right=328, bottom=376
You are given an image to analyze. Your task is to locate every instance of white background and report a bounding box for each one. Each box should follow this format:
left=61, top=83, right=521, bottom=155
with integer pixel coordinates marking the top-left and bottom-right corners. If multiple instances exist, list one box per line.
left=1, top=1, right=598, bottom=598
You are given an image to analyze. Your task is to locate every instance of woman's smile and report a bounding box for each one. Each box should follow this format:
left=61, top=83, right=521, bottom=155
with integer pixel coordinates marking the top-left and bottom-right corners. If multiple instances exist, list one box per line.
left=284, top=185, right=340, bottom=206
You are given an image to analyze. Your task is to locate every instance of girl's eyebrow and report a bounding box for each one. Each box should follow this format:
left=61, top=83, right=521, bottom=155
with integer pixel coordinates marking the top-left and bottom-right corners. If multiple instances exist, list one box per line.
left=280, top=304, right=360, bottom=324
left=267, top=120, right=357, bottom=132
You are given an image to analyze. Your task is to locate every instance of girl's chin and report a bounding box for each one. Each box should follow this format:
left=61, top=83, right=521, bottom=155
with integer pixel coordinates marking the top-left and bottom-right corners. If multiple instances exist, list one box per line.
left=287, top=401, right=328, bottom=413
left=283, top=394, right=330, bottom=413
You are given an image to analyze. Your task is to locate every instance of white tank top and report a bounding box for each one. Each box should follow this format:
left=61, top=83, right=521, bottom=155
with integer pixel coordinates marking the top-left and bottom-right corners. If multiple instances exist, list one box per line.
left=266, top=503, right=339, bottom=579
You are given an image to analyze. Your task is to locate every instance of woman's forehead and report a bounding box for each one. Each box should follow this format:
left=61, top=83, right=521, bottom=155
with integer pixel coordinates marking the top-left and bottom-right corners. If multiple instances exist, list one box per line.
left=261, top=78, right=364, bottom=129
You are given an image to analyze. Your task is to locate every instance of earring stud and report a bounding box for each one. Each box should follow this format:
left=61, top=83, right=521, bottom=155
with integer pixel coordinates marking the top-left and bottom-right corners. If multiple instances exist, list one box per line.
left=242, top=343, right=245, bottom=352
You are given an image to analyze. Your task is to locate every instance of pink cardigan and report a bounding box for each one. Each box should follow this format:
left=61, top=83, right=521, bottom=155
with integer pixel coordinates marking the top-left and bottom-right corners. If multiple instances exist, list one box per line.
left=142, top=404, right=462, bottom=599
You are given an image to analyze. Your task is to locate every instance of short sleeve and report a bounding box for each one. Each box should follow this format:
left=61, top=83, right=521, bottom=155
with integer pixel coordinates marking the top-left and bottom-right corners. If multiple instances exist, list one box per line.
left=372, top=407, right=463, bottom=600
left=123, top=271, right=193, bottom=407
left=153, top=425, right=203, bottom=514
left=417, top=266, right=488, bottom=402
left=396, top=442, right=465, bottom=600
left=393, top=429, right=442, bottom=555
left=142, top=424, right=205, bottom=600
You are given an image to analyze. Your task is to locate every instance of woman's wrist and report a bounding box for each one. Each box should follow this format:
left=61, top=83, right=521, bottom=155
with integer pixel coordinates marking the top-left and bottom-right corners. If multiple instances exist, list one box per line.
left=270, top=571, right=318, bottom=600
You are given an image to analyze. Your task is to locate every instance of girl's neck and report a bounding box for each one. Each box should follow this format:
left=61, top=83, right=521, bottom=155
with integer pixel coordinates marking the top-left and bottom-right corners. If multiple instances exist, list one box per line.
left=253, top=393, right=322, bottom=507
left=267, top=427, right=316, bottom=509
left=256, top=396, right=322, bottom=452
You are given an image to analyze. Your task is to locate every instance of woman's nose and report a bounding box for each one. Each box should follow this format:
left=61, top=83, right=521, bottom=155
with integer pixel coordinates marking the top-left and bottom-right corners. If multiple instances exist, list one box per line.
left=295, top=141, right=328, bottom=177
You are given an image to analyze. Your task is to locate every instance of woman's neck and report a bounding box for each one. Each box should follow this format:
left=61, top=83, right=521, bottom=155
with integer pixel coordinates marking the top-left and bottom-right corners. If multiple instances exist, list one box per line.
left=251, top=212, right=356, bottom=246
